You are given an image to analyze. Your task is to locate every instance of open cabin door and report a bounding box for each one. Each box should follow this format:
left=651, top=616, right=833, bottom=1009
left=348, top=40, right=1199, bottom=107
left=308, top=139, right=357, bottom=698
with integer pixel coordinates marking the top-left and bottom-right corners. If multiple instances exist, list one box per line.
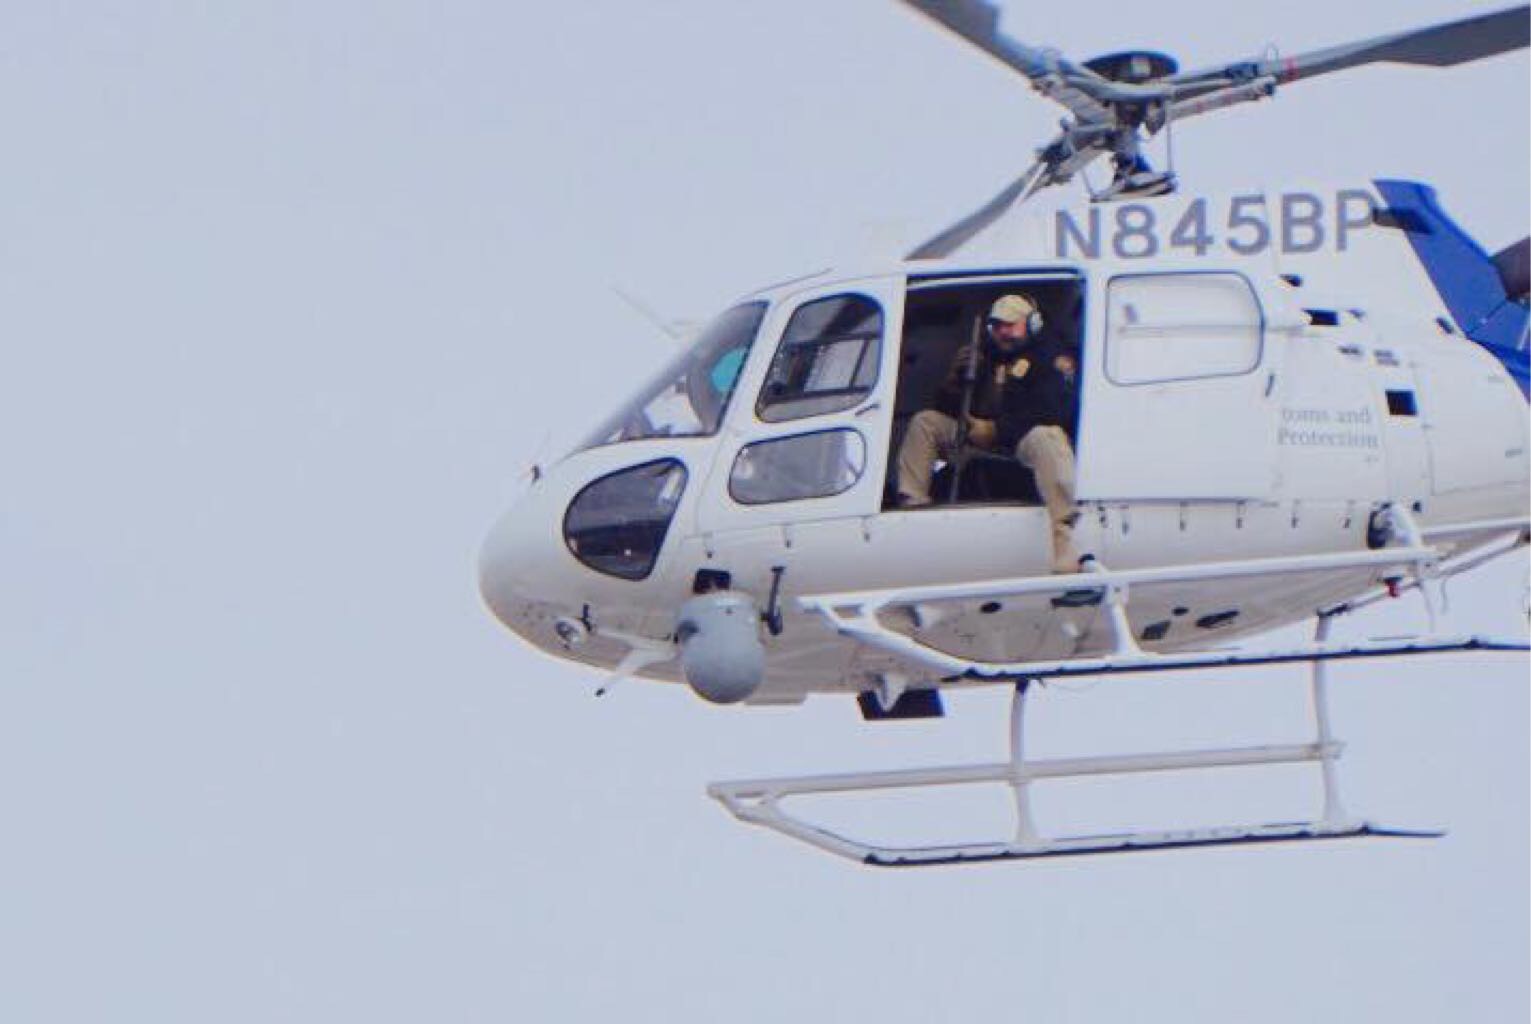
left=1076, top=271, right=1281, bottom=501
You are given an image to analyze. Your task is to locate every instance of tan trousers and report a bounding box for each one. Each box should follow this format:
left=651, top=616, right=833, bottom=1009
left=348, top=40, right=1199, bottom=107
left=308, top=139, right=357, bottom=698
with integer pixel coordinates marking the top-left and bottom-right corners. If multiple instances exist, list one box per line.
left=1015, top=425, right=1081, bottom=573
left=896, top=411, right=1080, bottom=573
left=895, top=409, right=964, bottom=505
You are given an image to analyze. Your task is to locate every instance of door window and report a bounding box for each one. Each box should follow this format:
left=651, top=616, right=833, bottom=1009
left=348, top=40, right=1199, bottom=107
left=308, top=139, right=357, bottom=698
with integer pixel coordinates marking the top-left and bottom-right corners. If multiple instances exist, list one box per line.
left=1105, top=273, right=1262, bottom=385
left=757, top=294, right=882, bottom=422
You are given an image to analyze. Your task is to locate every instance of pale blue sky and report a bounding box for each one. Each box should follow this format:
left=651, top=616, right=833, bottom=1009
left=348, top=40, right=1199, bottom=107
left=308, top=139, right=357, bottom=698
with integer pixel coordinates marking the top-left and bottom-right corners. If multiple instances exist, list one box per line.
left=0, top=2, right=1525, bottom=1021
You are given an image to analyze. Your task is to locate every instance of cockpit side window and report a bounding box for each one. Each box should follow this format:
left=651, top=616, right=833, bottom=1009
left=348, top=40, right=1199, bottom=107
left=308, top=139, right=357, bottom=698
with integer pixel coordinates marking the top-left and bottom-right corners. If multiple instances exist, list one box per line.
left=756, top=294, right=882, bottom=422
left=563, top=460, right=687, bottom=581
left=728, top=429, right=867, bottom=505
left=578, top=301, right=768, bottom=451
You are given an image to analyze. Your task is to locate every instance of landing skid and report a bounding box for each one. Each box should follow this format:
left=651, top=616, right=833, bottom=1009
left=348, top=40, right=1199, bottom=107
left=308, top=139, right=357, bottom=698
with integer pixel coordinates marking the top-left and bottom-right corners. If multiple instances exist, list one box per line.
left=730, top=817, right=1442, bottom=869
left=709, top=618, right=1478, bottom=866
left=710, top=516, right=1525, bottom=865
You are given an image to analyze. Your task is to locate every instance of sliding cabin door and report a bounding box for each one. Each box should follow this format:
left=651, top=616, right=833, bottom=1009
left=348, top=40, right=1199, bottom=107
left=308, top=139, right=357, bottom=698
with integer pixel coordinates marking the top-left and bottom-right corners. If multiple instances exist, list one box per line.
left=1076, top=271, right=1280, bottom=501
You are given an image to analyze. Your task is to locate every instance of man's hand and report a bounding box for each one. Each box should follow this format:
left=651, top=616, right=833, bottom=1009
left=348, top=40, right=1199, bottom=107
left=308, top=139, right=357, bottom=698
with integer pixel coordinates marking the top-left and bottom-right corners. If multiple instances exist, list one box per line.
left=967, top=416, right=997, bottom=449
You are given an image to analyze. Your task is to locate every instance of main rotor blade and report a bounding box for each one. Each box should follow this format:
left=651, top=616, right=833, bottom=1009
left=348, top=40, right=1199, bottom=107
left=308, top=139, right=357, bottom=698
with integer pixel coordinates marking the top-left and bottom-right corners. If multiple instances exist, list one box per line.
left=906, top=117, right=1123, bottom=260
left=906, top=160, right=1048, bottom=260
left=1173, top=5, right=1530, bottom=90
left=897, top=0, right=1112, bottom=125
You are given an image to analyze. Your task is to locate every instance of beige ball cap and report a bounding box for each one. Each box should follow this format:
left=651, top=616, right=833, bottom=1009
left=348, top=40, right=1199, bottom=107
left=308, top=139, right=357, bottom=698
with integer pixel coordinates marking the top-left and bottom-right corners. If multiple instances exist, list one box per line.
left=988, top=293, right=1038, bottom=323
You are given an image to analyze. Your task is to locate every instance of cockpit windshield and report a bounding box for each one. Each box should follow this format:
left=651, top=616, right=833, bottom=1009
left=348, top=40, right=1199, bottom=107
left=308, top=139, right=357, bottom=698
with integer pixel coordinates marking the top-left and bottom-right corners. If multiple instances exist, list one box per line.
left=578, top=301, right=768, bottom=450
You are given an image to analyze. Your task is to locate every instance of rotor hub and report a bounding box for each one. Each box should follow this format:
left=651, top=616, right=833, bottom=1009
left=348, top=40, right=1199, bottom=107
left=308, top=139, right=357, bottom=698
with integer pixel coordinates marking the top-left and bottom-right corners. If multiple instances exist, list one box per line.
left=1082, top=50, right=1179, bottom=83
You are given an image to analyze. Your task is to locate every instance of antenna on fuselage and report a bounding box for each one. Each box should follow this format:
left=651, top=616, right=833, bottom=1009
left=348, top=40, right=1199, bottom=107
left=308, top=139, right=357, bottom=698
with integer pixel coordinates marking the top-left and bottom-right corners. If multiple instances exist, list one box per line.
left=613, top=286, right=691, bottom=344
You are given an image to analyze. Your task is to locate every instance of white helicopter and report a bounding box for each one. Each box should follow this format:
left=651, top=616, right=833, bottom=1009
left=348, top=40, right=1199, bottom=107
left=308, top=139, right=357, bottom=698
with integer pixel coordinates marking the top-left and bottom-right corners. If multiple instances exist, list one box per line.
left=479, top=1, right=1530, bottom=865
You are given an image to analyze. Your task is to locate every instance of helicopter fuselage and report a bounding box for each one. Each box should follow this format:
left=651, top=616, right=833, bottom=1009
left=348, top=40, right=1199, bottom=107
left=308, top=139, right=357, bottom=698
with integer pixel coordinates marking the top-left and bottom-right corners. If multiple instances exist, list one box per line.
left=479, top=180, right=1528, bottom=705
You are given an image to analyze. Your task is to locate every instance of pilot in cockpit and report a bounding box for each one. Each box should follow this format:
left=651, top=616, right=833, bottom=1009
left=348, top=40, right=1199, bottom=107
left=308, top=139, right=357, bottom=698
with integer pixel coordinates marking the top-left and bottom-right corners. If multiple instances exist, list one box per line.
left=895, top=293, right=1083, bottom=573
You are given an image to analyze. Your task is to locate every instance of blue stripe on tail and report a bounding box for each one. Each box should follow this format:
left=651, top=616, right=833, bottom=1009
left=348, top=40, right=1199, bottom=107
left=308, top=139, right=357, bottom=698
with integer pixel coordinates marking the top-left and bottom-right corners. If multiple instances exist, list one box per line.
left=1374, top=179, right=1529, bottom=398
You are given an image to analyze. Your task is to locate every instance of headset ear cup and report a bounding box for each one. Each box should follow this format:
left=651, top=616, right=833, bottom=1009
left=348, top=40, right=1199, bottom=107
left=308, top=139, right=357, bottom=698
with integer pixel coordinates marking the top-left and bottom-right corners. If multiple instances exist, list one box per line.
left=1028, top=310, right=1044, bottom=335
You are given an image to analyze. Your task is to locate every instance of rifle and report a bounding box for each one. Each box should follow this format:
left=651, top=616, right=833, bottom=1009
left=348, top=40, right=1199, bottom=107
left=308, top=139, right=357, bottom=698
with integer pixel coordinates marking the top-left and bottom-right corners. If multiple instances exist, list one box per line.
left=946, top=314, right=985, bottom=504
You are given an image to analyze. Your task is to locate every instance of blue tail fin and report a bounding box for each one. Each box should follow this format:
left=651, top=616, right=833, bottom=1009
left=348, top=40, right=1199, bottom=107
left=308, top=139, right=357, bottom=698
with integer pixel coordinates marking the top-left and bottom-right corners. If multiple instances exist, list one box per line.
left=1374, top=180, right=1529, bottom=398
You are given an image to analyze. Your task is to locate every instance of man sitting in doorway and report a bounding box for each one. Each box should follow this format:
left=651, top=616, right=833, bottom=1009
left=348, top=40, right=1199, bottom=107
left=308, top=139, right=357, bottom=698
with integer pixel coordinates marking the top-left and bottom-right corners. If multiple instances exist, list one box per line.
left=895, top=293, right=1083, bottom=573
